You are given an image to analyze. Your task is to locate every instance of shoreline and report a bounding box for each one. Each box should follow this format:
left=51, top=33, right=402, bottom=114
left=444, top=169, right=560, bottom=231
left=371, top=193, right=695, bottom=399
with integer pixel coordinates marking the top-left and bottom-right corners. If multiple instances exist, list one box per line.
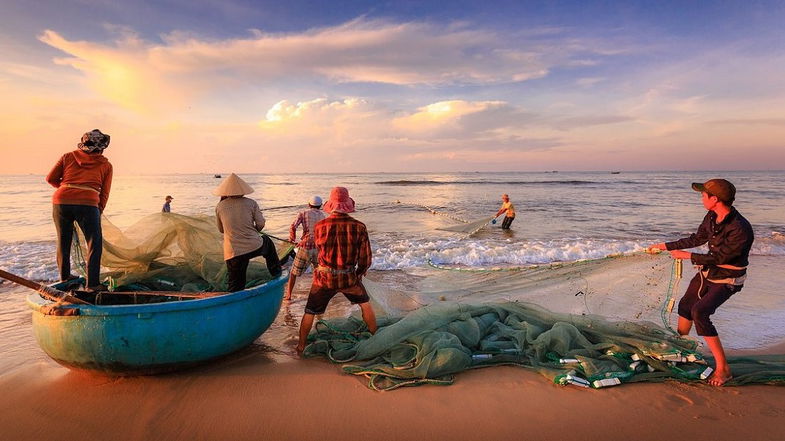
left=2, top=267, right=785, bottom=440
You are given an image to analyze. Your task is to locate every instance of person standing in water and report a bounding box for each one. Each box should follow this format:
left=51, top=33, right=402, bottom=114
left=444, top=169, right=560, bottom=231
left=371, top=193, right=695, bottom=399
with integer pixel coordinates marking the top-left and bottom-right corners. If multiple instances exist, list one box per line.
left=650, top=179, right=754, bottom=386
left=162, top=195, right=173, bottom=213
left=494, top=194, right=516, bottom=229
left=285, top=195, right=326, bottom=300
left=46, top=129, right=113, bottom=291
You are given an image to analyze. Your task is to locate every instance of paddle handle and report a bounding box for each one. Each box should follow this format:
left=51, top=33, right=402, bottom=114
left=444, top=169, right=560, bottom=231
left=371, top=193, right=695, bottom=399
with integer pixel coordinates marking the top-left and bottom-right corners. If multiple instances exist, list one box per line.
left=0, top=268, right=89, bottom=304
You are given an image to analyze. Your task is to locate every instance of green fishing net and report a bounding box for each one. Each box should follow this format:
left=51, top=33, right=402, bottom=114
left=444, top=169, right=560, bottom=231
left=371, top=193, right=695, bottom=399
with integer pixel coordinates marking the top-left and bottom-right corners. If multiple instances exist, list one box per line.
left=304, top=253, right=785, bottom=390
left=74, top=213, right=292, bottom=292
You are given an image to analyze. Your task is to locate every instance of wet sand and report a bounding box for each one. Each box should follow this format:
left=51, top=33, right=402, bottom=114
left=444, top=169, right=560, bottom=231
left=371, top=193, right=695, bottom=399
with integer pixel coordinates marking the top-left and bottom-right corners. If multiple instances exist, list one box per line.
left=1, top=277, right=785, bottom=441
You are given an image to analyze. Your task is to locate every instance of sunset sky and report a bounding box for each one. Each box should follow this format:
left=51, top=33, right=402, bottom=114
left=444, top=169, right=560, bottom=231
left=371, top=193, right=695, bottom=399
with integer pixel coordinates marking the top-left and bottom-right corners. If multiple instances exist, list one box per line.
left=1, top=0, right=784, bottom=174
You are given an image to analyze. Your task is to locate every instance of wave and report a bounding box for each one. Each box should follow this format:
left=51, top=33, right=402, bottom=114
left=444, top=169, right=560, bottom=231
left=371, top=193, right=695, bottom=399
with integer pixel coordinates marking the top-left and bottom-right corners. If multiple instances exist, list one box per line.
left=3, top=234, right=783, bottom=284
left=375, top=179, right=635, bottom=186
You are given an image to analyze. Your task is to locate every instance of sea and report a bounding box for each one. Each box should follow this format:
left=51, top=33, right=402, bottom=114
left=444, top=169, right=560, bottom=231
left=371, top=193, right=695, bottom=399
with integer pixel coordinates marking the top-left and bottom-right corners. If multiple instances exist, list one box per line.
left=1, top=170, right=784, bottom=373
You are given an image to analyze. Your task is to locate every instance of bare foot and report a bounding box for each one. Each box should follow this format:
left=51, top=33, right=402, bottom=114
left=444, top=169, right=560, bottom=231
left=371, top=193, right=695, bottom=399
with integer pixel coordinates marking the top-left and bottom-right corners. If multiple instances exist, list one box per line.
left=708, top=370, right=732, bottom=387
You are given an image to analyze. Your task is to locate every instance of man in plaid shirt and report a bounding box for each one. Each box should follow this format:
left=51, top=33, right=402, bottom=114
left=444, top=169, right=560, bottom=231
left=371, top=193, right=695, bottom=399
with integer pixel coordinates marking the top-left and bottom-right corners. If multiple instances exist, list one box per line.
left=297, top=186, right=377, bottom=353
left=285, top=195, right=326, bottom=300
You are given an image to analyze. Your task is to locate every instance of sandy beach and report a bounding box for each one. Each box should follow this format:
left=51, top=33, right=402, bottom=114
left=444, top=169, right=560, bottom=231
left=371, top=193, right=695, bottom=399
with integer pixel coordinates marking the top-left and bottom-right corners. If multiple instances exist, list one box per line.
left=2, top=278, right=785, bottom=441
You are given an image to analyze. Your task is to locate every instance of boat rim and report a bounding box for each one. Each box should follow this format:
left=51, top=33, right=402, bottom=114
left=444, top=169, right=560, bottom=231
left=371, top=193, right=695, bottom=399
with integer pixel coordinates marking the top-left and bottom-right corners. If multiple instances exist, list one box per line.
left=26, top=271, right=288, bottom=317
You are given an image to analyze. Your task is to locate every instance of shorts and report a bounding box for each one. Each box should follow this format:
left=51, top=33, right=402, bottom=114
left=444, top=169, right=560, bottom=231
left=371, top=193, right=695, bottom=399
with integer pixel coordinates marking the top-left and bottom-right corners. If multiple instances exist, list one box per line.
left=291, top=247, right=318, bottom=276
left=304, top=281, right=370, bottom=315
left=678, top=273, right=742, bottom=337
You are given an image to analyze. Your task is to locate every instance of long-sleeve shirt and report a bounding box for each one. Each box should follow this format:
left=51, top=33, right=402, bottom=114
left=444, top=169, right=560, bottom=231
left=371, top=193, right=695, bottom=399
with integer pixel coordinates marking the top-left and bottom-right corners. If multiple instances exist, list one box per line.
left=215, top=197, right=266, bottom=260
left=46, top=150, right=113, bottom=211
left=289, top=208, right=327, bottom=249
left=666, top=208, right=754, bottom=280
left=313, top=213, right=372, bottom=286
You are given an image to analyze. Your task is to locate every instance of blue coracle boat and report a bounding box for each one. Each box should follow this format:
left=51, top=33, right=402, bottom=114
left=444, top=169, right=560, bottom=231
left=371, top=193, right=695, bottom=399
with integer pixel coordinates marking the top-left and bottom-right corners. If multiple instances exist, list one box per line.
left=26, top=272, right=288, bottom=375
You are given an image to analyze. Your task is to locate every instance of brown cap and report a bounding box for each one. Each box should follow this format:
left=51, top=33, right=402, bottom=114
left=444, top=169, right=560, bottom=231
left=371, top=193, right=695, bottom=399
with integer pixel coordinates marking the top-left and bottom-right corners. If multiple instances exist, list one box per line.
left=692, top=179, right=735, bottom=204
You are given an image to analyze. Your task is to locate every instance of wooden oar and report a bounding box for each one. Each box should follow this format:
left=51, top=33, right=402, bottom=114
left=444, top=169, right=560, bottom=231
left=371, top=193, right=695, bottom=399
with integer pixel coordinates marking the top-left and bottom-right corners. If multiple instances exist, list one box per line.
left=0, top=268, right=90, bottom=305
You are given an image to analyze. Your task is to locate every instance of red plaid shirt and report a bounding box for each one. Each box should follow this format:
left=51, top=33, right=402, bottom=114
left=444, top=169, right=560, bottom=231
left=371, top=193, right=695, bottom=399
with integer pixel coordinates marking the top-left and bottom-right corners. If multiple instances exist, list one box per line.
left=289, top=208, right=327, bottom=249
left=313, top=213, right=372, bottom=287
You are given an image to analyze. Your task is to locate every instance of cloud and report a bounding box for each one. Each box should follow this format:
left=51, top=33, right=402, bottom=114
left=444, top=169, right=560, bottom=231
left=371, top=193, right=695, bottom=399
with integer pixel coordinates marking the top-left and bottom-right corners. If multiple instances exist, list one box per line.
left=37, top=18, right=619, bottom=112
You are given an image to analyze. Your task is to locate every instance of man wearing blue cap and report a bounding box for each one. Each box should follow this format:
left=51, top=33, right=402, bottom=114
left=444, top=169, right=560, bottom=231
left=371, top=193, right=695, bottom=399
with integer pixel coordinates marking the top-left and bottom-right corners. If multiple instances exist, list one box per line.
left=650, top=178, right=754, bottom=386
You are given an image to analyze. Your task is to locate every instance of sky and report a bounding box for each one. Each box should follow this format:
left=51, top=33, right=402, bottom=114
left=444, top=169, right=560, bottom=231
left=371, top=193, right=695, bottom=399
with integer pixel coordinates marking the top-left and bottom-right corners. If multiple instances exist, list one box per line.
left=1, top=0, right=784, bottom=174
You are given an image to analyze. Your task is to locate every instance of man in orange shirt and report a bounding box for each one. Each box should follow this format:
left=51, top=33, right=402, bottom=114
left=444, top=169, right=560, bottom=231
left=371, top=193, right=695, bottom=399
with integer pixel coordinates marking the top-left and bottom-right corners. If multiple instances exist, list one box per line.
left=46, top=129, right=113, bottom=290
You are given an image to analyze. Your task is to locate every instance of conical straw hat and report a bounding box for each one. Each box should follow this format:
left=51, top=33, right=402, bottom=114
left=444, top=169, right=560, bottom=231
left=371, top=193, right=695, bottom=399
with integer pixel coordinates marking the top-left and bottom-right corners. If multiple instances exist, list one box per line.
left=213, top=173, right=255, bottom=196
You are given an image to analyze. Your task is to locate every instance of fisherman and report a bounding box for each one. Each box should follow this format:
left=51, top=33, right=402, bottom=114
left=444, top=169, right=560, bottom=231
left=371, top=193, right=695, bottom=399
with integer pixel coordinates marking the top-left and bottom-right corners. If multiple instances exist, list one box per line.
left=162, top=195, right=173, bottom=213
left=650, top=178, right=754, bottom=386
left=214, top=173, right=281, bottom=292
left=494, top=194, right=516, bottom=229
left=297, top=187, right=377, bottom=353
left=285, top=195, right=327, bottom=300
left=46, top=129, right=113, bottom=291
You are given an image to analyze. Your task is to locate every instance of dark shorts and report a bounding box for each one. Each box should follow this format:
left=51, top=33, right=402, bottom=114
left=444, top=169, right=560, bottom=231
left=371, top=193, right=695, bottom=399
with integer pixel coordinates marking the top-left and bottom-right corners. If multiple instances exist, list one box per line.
left=678, top=273, right=742, bottom=337
left=304, top=281, right=370, bottom=315
left=501, top=216, right=515, bottom=229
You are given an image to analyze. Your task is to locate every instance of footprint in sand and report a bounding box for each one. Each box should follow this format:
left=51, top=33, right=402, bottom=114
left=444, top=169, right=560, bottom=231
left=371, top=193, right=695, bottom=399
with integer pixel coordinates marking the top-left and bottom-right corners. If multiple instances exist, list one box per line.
left=665, top=393, right=695, bottom=406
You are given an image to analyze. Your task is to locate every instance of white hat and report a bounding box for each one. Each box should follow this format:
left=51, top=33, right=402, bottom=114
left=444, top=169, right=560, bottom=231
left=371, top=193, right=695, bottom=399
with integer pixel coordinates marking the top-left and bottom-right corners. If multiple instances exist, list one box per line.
left=213, top=173, right=254, bottom=197
left=309, top=195, right=322, bottom=206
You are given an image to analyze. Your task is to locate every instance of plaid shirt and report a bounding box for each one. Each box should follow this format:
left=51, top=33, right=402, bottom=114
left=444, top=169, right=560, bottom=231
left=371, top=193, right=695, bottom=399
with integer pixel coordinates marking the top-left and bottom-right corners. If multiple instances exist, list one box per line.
left=289, top=208, right=327, bottom=249
left=313, top=213, right=372, bottom=287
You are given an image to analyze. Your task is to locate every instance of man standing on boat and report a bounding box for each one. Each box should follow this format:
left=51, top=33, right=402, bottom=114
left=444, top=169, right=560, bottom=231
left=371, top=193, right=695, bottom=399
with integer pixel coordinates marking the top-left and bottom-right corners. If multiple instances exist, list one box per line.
left=214, top=173, right=281, bottom=292
left=285, top=195, right=326, bottom=300
left=296, top=187, right=377, bottom=353
left=650, top=179, right=754, bottom=387
left=46, top=129, right=113, bottom=291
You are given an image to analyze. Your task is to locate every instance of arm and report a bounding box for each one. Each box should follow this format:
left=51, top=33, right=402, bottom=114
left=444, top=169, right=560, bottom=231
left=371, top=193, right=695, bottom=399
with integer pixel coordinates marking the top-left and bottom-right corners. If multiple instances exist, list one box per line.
left=289, top=213, right=303, bottom=242
left=215, top=206, right=224, bottom=233
left=252, top=202, right=266, bottom=232
left=664, top=213, right=712, bottom=251
left=98, top=163, right=113, bottom=213
left=356, top=228, right=372, bottom=277
left=45, top=155, right=65, bottom=188
left=495, top=205, right=507, bottom=217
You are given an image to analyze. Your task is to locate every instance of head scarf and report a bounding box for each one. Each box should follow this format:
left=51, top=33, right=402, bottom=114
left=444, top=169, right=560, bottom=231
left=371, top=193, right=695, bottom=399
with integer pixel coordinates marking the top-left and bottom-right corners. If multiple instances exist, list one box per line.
left=78, top=129, right=111, bottom=153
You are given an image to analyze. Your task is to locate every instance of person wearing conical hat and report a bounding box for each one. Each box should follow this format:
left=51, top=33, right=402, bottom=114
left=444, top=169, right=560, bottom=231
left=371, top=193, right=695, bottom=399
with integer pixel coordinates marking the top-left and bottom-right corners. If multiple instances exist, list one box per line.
left=46, top=129, right=113, bottom=291
left=214, top=173, right=281, bottom=291
left=297, top=186, right=377, bottom=353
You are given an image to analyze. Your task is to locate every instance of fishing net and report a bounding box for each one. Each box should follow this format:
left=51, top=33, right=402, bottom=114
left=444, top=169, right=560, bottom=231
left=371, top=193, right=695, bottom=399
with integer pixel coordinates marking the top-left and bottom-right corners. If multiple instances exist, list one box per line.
left=73, top=213, right=292, bottom=292
left=305, top=253, right=785, bottom=390
left=436, top=216, right=495, bottom=235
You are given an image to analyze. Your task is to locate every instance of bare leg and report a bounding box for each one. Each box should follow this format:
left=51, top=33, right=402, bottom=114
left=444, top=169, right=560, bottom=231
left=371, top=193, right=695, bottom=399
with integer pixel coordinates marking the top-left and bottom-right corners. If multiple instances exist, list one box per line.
left=359, top=302, right=378, bottom=334
left=285, top=274, right=297, bottom=300
left=704, top=335, right=732, bottom=386
left=297, top=312, right=315, bottom=354
left=677, top=316, right=693, bottom=336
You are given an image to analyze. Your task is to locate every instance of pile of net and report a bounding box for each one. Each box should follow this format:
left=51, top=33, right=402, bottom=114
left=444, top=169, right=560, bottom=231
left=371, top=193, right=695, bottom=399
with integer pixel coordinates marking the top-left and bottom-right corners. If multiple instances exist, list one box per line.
left=304, top=301, right=785, bottom=390
left=74, top=213, right=292, bottom=292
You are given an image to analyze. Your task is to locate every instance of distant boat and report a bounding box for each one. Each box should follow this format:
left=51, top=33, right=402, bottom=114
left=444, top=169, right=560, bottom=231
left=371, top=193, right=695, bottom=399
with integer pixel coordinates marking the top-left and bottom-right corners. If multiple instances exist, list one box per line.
left=610, top=171, right=621, bottom=174
left=214, top=174, right=222, bottom=178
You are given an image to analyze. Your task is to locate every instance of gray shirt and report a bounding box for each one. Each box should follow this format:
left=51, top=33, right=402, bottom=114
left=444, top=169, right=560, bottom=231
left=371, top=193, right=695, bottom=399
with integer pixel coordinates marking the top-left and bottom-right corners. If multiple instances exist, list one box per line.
left=215, top=197, right=266, bottom=260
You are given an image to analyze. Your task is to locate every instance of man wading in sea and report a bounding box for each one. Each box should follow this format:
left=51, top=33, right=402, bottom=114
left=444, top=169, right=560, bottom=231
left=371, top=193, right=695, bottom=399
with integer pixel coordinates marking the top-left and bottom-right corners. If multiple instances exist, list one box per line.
left=494, top=194, right=516, bottom=230
left=650, top=179, right=754, bottom=386
left=296, top=187, right=377, bottom=353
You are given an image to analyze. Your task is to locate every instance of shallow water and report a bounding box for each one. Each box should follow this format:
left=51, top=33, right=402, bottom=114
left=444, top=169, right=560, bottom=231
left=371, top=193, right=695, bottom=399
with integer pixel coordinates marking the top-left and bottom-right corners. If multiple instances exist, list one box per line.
left=1, top=170, right=784, bottom=376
